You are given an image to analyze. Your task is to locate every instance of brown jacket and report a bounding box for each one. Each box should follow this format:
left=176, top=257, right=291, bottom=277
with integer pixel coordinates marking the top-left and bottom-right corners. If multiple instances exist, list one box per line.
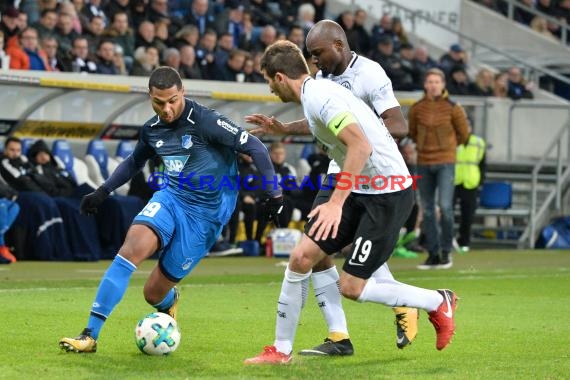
left=408, top=90, right=469, bottom=165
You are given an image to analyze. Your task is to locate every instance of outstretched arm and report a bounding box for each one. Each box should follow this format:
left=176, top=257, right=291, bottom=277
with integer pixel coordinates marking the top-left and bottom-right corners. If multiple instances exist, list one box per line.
left=245, top=114, right=311, bottom=136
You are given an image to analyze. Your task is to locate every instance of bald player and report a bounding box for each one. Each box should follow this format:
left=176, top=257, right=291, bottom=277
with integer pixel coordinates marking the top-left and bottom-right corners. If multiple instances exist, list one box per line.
left=246, top=20, right=418, bottom=356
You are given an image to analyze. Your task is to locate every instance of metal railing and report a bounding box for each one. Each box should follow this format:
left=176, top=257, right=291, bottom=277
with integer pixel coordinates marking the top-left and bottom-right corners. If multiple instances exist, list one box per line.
left=502, top=0, right=569, bottom=45
left=522, top=118, right=570, bottom=247
left=363, top=0, right=570, bottom=88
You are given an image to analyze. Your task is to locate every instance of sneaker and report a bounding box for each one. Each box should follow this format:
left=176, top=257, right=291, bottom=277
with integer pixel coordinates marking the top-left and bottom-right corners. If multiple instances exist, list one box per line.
left=393, top=247, right=419, bottom=259
left=159, top=286, right=179, bottom=320
left=438, top=252, right=452, bottom=269
left=417, top=255, right=440, bottom=270
left=428, top=289, right=458, bottom=350
left=244, top=345, right=292, bottom=364
left=59, top=328, right=97, bottom=353
left=298, top=338, right=354, bottom=356
left=394, top=307, right=419, bottom=349
left=0, top=246, right=16, bottom=263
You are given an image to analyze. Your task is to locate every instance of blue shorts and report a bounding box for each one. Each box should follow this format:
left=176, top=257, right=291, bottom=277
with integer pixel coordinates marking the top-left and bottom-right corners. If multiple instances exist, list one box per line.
left=132, top=190, right=223, bottom=282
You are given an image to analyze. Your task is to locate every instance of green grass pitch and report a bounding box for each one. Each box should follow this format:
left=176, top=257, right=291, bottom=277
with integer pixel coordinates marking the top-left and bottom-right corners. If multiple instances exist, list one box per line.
left=0, top=250, right=569, bottom=379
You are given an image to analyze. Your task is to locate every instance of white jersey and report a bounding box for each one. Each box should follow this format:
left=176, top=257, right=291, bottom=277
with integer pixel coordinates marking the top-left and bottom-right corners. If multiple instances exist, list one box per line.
left=301, top=77, right=412, bottom=194
left=316, top=53, right=401, bottom=174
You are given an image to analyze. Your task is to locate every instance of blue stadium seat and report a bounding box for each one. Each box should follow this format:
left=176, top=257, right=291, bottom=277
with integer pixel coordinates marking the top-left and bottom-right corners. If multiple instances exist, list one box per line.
left=52, top=139, right=76, bottom=180
left=86, top=139, right=109, bottom=179
left=480, top=181, right=512, bottom=209
left=115, top=140, right=134, bottom=160
left=21, top=138, right=36, bottom=157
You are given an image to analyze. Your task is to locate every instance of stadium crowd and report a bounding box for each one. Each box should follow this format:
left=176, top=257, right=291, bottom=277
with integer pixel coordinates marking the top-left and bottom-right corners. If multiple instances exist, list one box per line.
left=1, top=1, right=535, bottom=99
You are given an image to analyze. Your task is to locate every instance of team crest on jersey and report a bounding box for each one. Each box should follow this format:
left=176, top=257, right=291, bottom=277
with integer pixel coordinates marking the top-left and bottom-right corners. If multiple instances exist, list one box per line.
left=340, top=81, right=351, bottom=90
left=181, top=134, right=193, bottom=149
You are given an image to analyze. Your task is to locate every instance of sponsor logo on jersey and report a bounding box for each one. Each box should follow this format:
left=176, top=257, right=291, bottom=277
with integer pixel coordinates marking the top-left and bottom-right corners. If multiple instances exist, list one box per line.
left=181, top=134, right=193, bottom=149
left=163, top=155, right=190, bottom=174
left=216, top=118, right=238, bottom=134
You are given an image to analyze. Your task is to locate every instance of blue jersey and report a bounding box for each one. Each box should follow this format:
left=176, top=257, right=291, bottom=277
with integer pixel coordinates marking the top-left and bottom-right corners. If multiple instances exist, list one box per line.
left=132, top=98, right=247, bottom=224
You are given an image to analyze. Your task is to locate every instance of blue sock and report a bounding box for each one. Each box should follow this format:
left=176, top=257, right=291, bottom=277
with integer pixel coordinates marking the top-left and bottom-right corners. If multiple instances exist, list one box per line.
left=87, top=254, right=136, bottom=339
left=153, top=288, right=175, bottom=311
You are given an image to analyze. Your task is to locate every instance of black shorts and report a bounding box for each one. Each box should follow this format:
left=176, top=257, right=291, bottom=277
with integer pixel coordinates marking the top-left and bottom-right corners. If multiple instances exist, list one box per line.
left=305, top=176, right=413, bottom=279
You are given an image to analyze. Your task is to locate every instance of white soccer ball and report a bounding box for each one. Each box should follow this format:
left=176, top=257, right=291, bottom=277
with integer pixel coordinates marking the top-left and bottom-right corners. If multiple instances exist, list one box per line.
left=135, top=312, right=181, bottom=355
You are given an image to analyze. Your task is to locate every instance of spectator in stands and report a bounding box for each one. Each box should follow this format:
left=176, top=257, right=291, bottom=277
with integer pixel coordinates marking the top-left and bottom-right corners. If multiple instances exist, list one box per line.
left=494, top=71, right=509, bottom=97
left=95, top=39, right=119, bottom=74
left=353, top=9, right=371, bottom=55
left=0, top=178, right=19, bottom=263
left=514, top=0, right=536, bottom=25
left=447, top=66, right=473, bottom=96
left=370, top=13, right=394, bottom=48
left=252, top=25, right=277, bottom=53
left=62, top=36, right=97, bottom=73
left=243, top=54, right=265, bottom=83
left=0, top=30, right=10, bottom=69
left=217, top=49, right=247, bottom=81
left=32, top=9, right=58, bottom=39
left=186, top=0, right=215, bottom=36
left=154, top=17, right=172, bottom=48
left=113, top=43, right=128, bottom=75
left=254, top=142, right=295, bottom=245
left=103, top=11, right=135, bottom=65
left=57, top=2, right=80, bottom=35
left=130, top=0, right=150, bottom=29
left=7, top=27, right=51, bottom=71
left=408, top=68, right=470, bottom=270
left=391, top=17, right=409, bottom=51
left=130, top=45, right=159, bottom=76
left=507, top=66, right=534, bottom=99
left=195, top=28, right=219, bottom=79
left=399, top=42, right=423, bottom=89
left=178, top=44, right=202, bottom=79
left=248, top=0, right=279, bottom=27
left=414, top=45, right=438, bottom=79
left=135, top=21, right=167, bottom=56
left=80, top=0, right=107, bottom=29
left=42, top=35, right=65, bottom=71
left=55, top=12, right=80, bottom=56
left=530, top=16, right=558, bottom=40
left=536, top=0, right=555, bottom=15
left=469, top=68, right=495, bottom=96
left=296, top=3, right=316, bottom=35
left=214, top=31, right=234, bottom=69
left=26, top=139, right=76, bottom=197
left=103, top=0, right=131, bottom=23
left=83, top=14, right=105, bottom=55
left=439, top=43, right=468, bottom=75
left=217, top=3, right=244, bottom=48
left=162, top=47, right=180, bottom=71
left=237, top=10, right=257, bottom=51
left=336, top=10, right=361, bottom=54
left=454, top=127, right=486, bottom=254
left=287, top=24, right=305, bottom=51
left=1, top=7, right=21, bottom=49
left=371, top=35, right=415, bottom=91
left=172, top=24, right=199, bottom=50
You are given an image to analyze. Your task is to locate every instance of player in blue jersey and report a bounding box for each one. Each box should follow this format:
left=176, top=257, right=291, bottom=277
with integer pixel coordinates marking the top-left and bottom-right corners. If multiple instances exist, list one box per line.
left=59, top=66, right=283, bottom=353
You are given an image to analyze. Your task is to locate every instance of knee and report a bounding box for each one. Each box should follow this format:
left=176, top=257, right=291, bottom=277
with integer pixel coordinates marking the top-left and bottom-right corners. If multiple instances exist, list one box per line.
left=339, top=279, right=364, bottom=301
left=312, top=255, right=334, bottom=272
left=288, top=250, right=315, bottom=274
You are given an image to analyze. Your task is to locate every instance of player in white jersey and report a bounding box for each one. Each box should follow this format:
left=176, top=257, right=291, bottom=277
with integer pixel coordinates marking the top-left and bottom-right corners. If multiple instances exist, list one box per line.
left=244, top=41, right=458, bottom=365
left=245, top=20, right=418, bottom=354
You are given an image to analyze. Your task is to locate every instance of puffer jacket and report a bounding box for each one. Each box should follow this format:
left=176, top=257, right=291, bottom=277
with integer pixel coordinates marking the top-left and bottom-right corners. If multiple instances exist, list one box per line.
left=408, top=90, right=470, bottom=165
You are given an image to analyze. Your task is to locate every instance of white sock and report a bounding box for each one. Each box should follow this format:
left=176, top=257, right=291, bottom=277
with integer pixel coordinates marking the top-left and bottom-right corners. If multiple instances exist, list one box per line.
left=357, top=278, right=444, bottom=311
left=370, top=263, right=396, bottom=282
left=274, top=266, right=311, bottom=355
left=312, top=266, right=348, bottom=336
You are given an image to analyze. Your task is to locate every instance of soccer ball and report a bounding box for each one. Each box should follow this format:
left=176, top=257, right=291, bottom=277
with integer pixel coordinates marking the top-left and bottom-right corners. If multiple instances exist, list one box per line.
left=135, top=312, right=181, bottom=355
